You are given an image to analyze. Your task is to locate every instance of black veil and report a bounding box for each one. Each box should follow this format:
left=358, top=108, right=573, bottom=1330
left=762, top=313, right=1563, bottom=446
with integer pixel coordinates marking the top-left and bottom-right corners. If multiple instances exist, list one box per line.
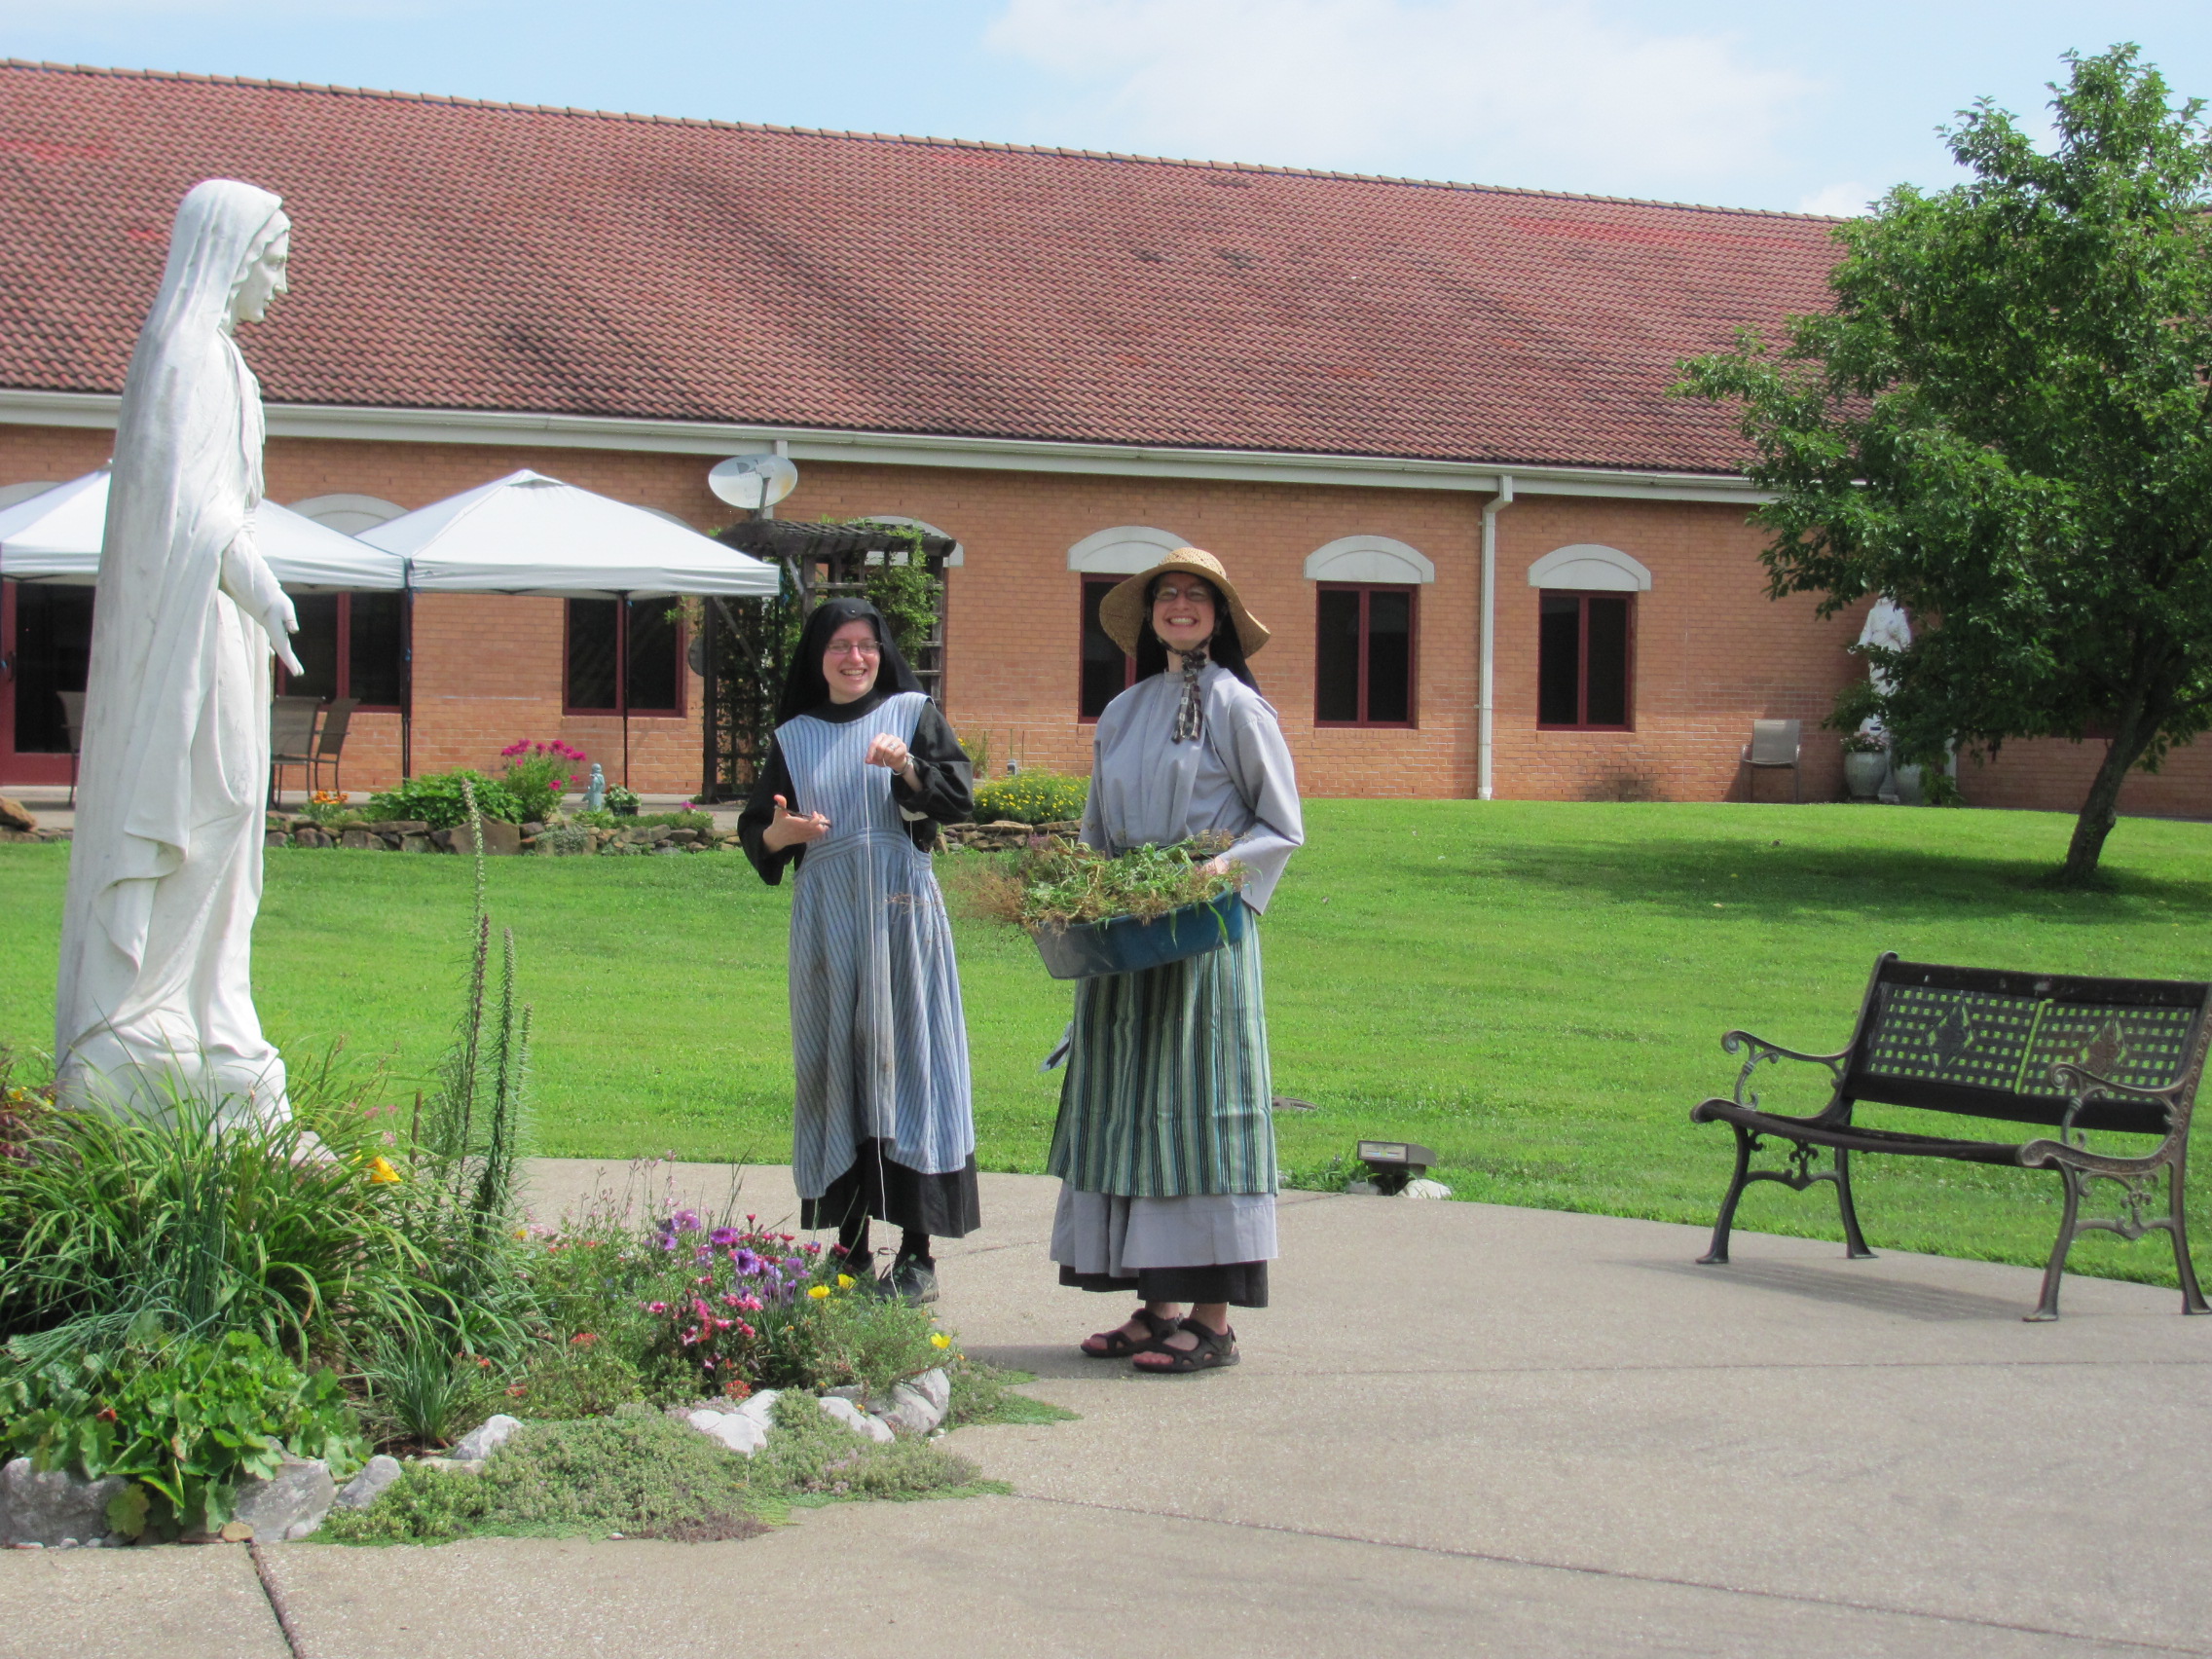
left=776, top=598, right=925, bottom=723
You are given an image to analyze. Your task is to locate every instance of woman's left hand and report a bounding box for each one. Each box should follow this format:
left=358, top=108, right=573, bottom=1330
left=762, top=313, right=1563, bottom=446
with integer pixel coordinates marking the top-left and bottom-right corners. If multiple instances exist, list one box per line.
left=1199, top=855, right=1232, bottom=876
left=866, top=735, right=917, bottom=782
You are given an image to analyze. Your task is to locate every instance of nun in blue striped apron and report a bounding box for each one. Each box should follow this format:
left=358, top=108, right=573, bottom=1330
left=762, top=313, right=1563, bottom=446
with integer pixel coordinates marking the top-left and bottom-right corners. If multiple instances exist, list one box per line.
left=1051, top=548, right=1303, bottom=1373
left=739, top=599, right=978, bottom=1303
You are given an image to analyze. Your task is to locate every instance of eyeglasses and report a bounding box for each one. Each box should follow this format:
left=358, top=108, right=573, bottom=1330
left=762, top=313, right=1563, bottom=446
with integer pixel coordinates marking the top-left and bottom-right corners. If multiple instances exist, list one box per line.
left=825, top=640, right=882, bottom=658
left=1153, top=584, right=1215, bottom=606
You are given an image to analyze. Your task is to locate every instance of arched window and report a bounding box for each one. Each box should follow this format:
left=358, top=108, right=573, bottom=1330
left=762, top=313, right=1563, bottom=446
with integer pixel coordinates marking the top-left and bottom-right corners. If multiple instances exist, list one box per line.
left=286, top=493, right=405, bottom=535
left=1072, top=527, right=1188, bottom=719
left=1309, top=536, right=1427, bottom=727
left=1529, top=545, right=1648, bottom=730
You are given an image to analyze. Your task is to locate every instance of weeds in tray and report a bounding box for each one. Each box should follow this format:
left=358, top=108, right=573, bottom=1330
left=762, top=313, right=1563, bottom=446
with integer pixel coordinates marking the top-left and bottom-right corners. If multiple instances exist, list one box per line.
left=953, top=832, right=1240, bottom=931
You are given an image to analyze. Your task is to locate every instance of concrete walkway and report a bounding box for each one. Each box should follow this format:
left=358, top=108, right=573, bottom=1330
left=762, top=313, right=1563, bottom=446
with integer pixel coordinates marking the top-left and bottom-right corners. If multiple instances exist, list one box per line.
left=4, top=1162, right=2208, bottom=1658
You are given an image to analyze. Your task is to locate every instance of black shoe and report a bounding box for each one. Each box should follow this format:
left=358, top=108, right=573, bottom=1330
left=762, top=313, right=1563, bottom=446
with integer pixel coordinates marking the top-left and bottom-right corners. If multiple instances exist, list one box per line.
left=887, top=1256, right=939, bottom=1305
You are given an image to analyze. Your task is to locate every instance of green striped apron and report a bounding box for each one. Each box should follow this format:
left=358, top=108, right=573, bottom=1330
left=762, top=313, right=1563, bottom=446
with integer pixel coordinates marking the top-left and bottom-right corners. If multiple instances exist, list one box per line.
left=1048, top=923, right=1275, bottom=1197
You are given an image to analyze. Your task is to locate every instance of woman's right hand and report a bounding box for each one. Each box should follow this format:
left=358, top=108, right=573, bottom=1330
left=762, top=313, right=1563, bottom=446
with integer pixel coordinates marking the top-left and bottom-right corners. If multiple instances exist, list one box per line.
left=761, top=794, right=831, bottom=852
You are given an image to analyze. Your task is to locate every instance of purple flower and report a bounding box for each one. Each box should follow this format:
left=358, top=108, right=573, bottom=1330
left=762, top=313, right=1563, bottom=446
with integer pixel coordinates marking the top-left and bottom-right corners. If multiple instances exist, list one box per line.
left=709, top=1227, right=740, bottom=1247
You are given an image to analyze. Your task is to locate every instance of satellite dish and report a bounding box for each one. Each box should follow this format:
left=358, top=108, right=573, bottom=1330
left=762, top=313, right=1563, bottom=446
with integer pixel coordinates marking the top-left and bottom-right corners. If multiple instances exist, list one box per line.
left=709, top=455, right=798, bottom=510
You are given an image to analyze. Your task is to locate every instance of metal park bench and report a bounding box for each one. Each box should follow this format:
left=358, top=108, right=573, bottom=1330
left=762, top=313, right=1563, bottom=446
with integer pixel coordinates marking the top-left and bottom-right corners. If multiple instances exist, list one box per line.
left=1690, top=954, right=2211, bottom=1320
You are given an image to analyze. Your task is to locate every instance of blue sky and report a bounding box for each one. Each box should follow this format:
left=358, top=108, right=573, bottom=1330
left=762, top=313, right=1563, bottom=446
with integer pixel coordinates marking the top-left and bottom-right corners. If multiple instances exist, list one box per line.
left=5, top=2, right=2210, bottom=213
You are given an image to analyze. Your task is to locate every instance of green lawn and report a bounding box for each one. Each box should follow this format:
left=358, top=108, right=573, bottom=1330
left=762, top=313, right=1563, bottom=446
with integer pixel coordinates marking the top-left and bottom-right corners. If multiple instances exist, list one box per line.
left=6, top=800, right=2211, bottom=1288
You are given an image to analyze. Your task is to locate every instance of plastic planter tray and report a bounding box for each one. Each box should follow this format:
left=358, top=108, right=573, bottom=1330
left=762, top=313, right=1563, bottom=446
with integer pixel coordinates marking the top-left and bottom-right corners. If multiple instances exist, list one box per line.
left=1030, top=886, right=1247, bottom=980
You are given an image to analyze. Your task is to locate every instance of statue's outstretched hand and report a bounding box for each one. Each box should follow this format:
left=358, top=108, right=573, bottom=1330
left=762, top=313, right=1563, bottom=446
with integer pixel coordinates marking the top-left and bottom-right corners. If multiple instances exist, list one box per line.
left=219, top=527, right=304, bottom=675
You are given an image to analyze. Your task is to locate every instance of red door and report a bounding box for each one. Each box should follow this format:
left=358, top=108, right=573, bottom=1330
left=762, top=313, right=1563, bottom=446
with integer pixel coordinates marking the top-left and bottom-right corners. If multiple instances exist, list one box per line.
left=0, top=579, right=92, bottom=789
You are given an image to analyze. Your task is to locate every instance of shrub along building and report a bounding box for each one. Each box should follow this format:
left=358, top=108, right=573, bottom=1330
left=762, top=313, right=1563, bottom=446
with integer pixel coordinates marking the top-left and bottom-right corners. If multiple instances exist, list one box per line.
left=1, top=59, right=2202, bottom=814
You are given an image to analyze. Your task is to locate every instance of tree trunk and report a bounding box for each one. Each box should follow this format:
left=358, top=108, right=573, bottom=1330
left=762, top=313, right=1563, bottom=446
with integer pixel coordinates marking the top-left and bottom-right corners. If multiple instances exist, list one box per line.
left=2059, top=676, right=2157, bottom=885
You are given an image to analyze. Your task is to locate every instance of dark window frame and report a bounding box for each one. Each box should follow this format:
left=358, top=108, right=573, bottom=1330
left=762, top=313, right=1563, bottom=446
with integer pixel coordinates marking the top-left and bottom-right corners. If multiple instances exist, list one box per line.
left=274, top=591, right=405, bottom=712
left=1312, top=581, right=1419, bottom=729
left=1078, top=574, right=1138, bottom=723
left=1536, top=589, right=1636, bottom=732
left=564, top=597, right=686, bottom=719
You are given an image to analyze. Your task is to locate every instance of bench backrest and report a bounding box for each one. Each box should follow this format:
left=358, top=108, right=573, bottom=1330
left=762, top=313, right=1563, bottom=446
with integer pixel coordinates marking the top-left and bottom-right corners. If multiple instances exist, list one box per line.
left=1842, top=956, right=2212, bottom=1137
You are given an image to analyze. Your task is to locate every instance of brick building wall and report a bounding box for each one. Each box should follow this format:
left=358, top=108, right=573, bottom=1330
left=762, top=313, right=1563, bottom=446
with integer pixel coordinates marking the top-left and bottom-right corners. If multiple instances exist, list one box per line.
left=5, top=421, right=2209, bottom=816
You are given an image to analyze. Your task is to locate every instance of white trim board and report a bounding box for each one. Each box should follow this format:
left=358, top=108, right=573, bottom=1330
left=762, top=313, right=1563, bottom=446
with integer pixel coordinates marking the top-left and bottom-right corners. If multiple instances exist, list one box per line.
left=0, top=387, right=1771, bottom=506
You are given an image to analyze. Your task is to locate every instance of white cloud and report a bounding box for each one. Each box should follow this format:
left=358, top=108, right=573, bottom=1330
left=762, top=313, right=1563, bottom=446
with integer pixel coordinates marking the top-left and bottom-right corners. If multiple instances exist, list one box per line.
left=985, top=0, right=1810, bottom=197
left=1796, top=180, right=1875, bottom=216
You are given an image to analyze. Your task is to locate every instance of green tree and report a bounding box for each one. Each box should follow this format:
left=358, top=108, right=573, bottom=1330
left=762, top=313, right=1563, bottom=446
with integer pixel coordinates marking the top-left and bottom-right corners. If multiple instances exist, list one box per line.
left=1681, top=46, right=2212, bottom=882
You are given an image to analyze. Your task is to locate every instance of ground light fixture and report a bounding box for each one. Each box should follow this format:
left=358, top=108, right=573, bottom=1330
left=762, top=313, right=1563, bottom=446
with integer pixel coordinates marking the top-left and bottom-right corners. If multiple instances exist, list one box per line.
left=1355, top=1139, right=1438, bottom=1196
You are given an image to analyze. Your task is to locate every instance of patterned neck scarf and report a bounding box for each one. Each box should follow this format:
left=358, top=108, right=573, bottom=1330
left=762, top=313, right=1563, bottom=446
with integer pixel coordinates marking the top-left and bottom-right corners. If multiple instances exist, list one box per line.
left=1171, top=642, right=1211, bottom=744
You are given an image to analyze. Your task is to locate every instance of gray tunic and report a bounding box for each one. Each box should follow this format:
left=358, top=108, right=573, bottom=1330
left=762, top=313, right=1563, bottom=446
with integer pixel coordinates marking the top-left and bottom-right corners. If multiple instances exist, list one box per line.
left=1081, top=664, right=1305, bottom=910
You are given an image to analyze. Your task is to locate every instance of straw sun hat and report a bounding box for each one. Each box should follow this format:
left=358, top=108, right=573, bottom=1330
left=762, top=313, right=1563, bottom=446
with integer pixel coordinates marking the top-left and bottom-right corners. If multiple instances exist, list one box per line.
left=1097, top=547, right=1272, bottom=658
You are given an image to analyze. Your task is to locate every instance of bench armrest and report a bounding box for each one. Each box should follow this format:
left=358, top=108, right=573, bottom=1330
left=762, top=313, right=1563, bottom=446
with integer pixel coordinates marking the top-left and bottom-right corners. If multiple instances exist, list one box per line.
left=1720, top=1029, right=1850, bottom=1112
left=2041, top=1062, right=2190, bottom=1149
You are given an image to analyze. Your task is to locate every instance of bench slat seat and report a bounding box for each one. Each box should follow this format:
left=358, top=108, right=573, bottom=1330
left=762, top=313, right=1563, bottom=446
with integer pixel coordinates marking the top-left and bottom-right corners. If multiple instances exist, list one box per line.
left=1688, top=952, right=2212, bottom=1320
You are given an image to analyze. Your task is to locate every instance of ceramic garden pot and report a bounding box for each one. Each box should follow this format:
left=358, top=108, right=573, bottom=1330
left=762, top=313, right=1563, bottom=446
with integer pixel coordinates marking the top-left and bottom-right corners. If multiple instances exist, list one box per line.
left=1891, top=763, right=1926, bottom=806
left=1843, top=750, right=1889, bottom=801
left=1030, top=887, right=1247, bottom=980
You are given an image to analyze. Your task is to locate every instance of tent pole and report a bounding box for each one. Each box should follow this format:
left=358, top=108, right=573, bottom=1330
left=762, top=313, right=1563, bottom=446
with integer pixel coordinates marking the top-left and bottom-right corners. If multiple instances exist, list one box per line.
left=400, top=561, right=415, bottom=781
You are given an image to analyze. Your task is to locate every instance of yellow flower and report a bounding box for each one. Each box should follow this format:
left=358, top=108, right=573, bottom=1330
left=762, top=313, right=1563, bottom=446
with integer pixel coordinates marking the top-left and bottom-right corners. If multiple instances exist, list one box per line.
left=514, top=1228, right=530, bottom=1240
left=836, top=1273, right=855, bottom=1290
left=807, top=1284, right=830, bottom=1300
left=929, top=1332, right=952, bottom=1349
left=364, top=1156, right=402, bottom=1185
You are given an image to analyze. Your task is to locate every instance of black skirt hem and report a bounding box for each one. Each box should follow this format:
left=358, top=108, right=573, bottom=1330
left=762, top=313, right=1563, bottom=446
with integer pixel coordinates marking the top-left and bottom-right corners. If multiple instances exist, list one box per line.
left=801, top=1139, right=980, bottom=1238
left=1057, top=1261, right=1269, bottom=1308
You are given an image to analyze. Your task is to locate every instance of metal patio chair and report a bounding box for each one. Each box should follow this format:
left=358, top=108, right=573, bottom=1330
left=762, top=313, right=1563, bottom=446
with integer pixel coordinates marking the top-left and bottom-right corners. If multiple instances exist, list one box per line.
left=310, top=696, right=359, bottom=795
left=1739, top=719, right=1802, bottom=803
left=270, top=696, right=322, bottom=807
left=55, top=689, right=86, bottom=807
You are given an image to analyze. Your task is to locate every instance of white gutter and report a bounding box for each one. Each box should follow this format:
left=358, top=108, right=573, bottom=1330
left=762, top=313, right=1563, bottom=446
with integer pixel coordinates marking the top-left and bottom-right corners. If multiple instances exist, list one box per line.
left=0, top=388, right=1772, bottom=507
left=1478, top=475, right=1514, bottom=800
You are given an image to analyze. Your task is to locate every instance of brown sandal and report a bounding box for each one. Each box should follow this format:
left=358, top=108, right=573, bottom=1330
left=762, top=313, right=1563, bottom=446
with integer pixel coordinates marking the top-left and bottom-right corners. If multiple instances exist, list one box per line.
left=1080, top=1307, right=1179, bottom=1359
left=1133, top=1317, right=1238, bottom=1374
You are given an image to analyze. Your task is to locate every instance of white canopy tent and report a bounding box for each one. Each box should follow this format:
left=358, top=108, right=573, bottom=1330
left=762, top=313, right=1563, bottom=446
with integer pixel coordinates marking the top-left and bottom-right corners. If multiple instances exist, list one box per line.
left=0, top=468, right=407, bottom=591
left=361, top=469, right=779, bottom=598
left=361, top=469, right=781, bottom=783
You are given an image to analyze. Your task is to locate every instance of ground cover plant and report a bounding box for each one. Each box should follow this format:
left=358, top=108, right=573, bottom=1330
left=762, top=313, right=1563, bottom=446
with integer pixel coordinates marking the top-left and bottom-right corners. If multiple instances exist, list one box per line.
left=7, top=800, right=2212, bottom=1288
left=970, top=770, right=1088, bottom=825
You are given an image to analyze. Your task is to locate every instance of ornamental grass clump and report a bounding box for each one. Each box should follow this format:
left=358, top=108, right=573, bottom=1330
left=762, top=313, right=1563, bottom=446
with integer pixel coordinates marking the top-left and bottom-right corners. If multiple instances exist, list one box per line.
left=959, top=832, right=1241, bottom=931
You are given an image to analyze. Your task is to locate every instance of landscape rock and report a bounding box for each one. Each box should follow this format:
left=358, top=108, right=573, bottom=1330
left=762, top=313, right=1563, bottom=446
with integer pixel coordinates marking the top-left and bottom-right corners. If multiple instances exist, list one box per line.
left=366, top=820, right=429, bottom=835
left=817, top=1395, right=896, bottom=1443
left=399, top=833, right=432, bottom=853
left=1403, top=1177, right=1455, bottom=1199
left=415, top=1456, right=486, bottom=1475
left=0, top=1458, right=128, bottom=1547
left=293, top=827, right=331, bottom=848
left=337, top=829, right=383, bottom=851
left=443, top=820, right=523, bottom=857
left=0, top=796, right=36, bottom=832
left=265, top=832, right=290, bottom=850
left=450, top=1414, right=523, bottom=1461
left=334, top=1455, right=403, bottom=1511
left=732, top=1388, right=781, bottom=1429
left=231, top=1457, right=334, bottom=1542
left=684, top=1409, right=768, bottom=1457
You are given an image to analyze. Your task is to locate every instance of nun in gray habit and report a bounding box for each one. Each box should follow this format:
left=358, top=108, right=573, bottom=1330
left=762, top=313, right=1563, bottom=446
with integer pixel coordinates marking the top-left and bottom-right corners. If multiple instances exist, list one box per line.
left=740, top=599, right=978, bottom=1302
left=1051, top=547, right=1304, bottom=1373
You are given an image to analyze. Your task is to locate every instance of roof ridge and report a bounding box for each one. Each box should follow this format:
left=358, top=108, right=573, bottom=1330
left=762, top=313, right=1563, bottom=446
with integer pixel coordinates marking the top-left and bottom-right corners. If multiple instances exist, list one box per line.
left=0, top=56, right=1843, bottom=223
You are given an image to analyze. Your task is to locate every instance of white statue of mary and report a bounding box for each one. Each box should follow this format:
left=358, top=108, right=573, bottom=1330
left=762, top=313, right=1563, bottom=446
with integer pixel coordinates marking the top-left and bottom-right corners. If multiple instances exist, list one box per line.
left=55, top=179, right=304, bottom=1125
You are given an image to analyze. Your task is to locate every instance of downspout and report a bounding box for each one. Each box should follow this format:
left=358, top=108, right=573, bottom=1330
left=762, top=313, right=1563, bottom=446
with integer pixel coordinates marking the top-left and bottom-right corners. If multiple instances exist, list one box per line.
left=1478, top=474, right=1514, bottom=800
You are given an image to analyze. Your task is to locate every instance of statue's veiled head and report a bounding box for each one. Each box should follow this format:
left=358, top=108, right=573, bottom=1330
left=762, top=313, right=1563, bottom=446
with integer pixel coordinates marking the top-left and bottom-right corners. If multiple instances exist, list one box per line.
left=146, top=178, right=290, bottom=341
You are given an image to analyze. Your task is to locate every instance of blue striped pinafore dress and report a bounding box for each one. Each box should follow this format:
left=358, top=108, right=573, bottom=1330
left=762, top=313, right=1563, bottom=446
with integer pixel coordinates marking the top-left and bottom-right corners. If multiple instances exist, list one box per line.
left=778, top=690, right=975, bottom=1201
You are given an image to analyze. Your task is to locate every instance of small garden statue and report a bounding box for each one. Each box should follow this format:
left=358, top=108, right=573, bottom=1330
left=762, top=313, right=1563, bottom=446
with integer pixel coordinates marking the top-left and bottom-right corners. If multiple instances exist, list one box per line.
left=55, top=178, right=300, bottom=1126
left=584, top=762, right=607, bottom=811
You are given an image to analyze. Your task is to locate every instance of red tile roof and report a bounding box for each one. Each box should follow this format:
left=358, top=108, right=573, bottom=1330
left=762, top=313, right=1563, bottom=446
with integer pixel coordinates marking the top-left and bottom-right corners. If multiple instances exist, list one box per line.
left=0, top=59, right=1843, bottom=474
